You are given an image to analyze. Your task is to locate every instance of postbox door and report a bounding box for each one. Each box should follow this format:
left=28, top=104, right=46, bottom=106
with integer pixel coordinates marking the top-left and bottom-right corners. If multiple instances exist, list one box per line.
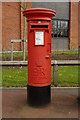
left=28, top=22, right=51, bottom=87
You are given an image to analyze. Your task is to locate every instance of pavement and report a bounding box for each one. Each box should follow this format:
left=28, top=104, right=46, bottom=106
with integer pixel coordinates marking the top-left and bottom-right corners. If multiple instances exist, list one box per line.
left=2, top=87, right=80, bottom=119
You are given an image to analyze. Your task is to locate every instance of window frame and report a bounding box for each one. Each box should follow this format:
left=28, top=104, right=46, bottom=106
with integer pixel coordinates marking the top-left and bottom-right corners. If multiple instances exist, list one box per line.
left=52, top=19, right=69, bottom=38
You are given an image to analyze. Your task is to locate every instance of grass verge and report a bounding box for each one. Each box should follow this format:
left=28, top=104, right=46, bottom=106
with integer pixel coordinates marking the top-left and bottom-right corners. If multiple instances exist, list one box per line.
left=52, top=51, right=78, bottom=54
left=1, top=50, right=78, bottom=57
left=2, top=66, right=79, bottom=87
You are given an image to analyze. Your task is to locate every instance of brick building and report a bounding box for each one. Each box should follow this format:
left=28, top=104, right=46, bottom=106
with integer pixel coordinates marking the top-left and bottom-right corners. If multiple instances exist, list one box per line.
left=2, top=2, right=32, bottom=51
left=2, top=2, right=79, bottom=51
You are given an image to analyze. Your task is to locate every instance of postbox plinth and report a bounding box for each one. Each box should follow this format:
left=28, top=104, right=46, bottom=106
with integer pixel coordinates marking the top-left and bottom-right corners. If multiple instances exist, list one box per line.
left=23, top=8, right=56, bottom=106
left=27, top=85, right=51, bottom=106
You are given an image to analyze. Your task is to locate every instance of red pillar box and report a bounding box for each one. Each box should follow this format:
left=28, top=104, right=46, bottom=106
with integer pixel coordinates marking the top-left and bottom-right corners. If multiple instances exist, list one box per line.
left=23, top=8, right=56, bottom=106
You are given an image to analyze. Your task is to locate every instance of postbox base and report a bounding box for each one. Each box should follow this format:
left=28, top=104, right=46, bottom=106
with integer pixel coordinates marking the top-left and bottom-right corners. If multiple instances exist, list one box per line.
left=27, top=85, right=51, bottom=107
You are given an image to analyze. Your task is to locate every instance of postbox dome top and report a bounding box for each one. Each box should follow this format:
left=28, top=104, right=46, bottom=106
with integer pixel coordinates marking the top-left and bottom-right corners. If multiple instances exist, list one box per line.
left=23, top=8, right=56, bottom=21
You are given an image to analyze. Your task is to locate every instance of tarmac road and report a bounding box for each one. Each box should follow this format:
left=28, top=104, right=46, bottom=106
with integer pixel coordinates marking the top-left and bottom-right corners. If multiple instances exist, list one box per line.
left=2, top=87, right=79, bottom=118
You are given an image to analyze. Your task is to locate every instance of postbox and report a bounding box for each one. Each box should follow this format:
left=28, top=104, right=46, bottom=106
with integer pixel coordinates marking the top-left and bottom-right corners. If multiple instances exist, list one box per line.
left=23, top=8, right=56, bottom=106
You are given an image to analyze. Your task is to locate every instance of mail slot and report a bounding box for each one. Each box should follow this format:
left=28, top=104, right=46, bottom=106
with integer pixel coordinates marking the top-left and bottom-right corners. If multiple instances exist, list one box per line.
left=29, top=22, right=49, bottom=31
left=23, top=8, right=56, bottom=106
left=31, top=25, right=48, bottom=28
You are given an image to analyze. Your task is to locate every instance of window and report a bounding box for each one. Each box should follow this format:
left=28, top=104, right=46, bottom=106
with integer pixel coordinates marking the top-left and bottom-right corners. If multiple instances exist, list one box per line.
left=52, top=20, right=69, bottom=38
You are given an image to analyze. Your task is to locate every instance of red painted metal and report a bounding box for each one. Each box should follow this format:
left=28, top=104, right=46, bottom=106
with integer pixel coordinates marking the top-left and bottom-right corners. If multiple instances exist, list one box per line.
left=23, top=8, right=56, bottom=87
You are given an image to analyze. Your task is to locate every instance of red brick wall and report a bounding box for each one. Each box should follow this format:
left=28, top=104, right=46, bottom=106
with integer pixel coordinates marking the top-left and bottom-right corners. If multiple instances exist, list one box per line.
left=78, top=1, right=80, bottom=47
left=2, top=2, right=32, bottom=51
left=69, top=2, right=79, bottom=49
left=0, top=2, right=2, bottom=51
left=2, top=2, right=21, bottom=50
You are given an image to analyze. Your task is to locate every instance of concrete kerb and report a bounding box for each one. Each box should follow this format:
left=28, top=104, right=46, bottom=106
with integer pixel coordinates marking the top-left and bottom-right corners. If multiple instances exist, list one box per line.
left=2, top=87, right=79, bottom=97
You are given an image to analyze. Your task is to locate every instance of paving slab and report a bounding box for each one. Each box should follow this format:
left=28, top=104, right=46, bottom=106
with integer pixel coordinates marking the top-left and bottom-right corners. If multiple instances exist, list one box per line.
left=2, top=87, right=79, bottom=118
